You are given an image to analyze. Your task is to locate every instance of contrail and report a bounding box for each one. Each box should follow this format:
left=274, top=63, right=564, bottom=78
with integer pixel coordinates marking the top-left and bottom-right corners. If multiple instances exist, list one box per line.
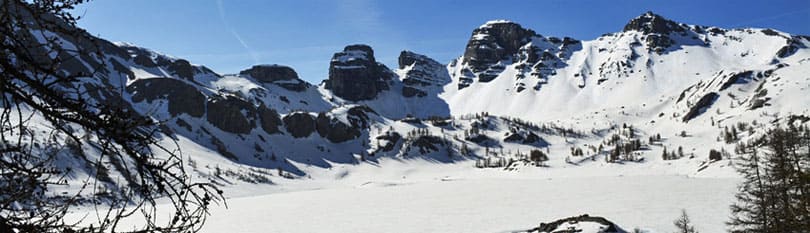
left=216, top=0, right=260, bottom=64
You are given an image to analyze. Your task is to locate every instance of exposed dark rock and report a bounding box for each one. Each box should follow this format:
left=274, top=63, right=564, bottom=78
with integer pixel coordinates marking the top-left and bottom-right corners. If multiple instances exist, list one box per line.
left=109, top=59, right=136, bottom=80
left=258, top=105, right=282, bottom=135
left=465, top=134, right=491, bottom=145
left=400, top=117, right=422, bottom=124
left=624, top=12, right=689, bottom=53
left=313, top=106, right=375, bottom=143
left=375, top=132, right=402, bottom=152
left=749, top=97, right=771, bottom=110
left=175, top=118, right=192, bottom=132
left=503, top=133, right=524, bottom=142
left=644, top=34, right=675, bottom=53
left=720, top=71, right=753, bottom=91
left=211, top=136, right=238, bottom=161
left=398, top=51, right=450, bottom=97
left=325, top=44, right=392, bottom=101
left=463, top=21, right=535, bottom=74
left=133, top=54, right=156, bottom=67
left=315, top=113, right=361, bottom=143
left=283, top=112, right=317, bottom=138
left=402, top=86, right=427, bottom=98
left=206, top=96, right=257, bottom=134
left=527, top=214, right=623, bottom=233
left=346, top=105, right=375, bottom=128
left=623, top=11, right=686, bottom=34
left=167, top=59, right=195, bottom=81
left=682, top=92, right=719, bottom=122
left=239, top=65, right=309, bottom=92
left=127, top=78, right=205, bottom=117
left=412, top=135, right=444, bottom=154
left=776, top=38, right=802, bottom=58
left=503, top=131, right=541, bottom=145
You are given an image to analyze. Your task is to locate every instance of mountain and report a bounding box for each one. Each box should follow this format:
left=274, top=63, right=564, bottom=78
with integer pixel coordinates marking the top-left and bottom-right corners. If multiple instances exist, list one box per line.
left=10, top=10, right=810, bottom=191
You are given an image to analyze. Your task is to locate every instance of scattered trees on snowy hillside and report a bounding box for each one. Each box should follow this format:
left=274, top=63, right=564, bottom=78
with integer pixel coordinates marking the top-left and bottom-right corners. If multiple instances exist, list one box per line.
left=728, top=125, right=810, bottom=232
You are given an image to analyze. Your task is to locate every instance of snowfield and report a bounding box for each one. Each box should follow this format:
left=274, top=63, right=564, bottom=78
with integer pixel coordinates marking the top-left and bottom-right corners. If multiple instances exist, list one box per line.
left=78, top=155, right=740, bottom=233
left=199, top=169, right=738, bottom=233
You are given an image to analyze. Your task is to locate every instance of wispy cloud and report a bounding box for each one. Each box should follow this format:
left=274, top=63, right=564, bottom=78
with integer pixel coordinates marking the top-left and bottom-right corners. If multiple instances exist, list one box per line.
left=216, top=0, right=259, bottom=64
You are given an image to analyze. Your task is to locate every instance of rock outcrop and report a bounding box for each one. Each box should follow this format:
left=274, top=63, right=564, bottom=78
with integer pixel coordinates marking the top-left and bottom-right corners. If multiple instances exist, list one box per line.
left=527, top=214, right=624, bottom=233
left=325, top=44, right=393, bottom=101
left=206, top=96, right=257, bottom=134
left=398, top=51, right=450, bottom=98
left=240, top=64, right=309, bottom=92
left=315, top=106, right=375, bottom=143
left=127, top=78, right=206, bottom=117
left=463, top=20, right=536, bottom=72
left=682, top=92, right=719, bottom=122
left=623, top=12, right=690, bottom=53
left=454, top=20, right=579, bottom=90
left=258, top=105, right=283, bottom=135
left=283, top=112, right=317, bottom=138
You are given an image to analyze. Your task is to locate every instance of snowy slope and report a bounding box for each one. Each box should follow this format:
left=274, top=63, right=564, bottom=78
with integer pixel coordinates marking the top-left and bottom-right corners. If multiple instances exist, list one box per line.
left=9, top=10, right=810, bottom=232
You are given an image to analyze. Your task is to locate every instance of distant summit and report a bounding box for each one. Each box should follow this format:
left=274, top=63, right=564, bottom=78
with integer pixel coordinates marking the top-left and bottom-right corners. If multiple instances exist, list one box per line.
left=622, top=11, right=687, bottom=34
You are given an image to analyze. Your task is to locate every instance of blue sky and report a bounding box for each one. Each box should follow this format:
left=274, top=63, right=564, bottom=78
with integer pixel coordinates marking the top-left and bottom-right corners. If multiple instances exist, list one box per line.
left=72, top=0, right=810, bottom=83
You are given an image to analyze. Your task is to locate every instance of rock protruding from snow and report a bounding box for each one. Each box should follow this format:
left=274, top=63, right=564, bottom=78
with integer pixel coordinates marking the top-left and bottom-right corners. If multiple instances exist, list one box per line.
left=283, top=112, right=317, bottom=138
left=623, top=11, right=686, bottom=35
left=325, top=44, right=393, bottom=101
left=622, top=11, right=695, bottom=54
left=258, top=105, right=283, bottom=135
left=315, top=106, right=375, bottom=143
left=527, top=214, right=624, bottom=233
left=463, top=21, right=536, bottom=74
left=127, top=78, right=206, bottom=117
left=239, top=64, right=309, bottom=92
left=398, top=51, right=451, bottom=98
left=452, top=20, right=580, bottom=90
left=206, top=96, right=257, bottom=134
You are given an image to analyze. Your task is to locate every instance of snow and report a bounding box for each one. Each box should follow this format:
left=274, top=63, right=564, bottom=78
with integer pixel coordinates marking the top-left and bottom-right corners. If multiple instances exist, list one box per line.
left=80, top=157, right=738, bottom=233
left=480, top=19, right=514, bottom=28
left=18, top=15, right=810, bottom=233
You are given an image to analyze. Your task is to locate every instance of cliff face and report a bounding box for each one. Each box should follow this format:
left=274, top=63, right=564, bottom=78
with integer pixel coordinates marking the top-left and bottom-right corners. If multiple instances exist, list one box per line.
left=325, top=44, right=393, bottom=101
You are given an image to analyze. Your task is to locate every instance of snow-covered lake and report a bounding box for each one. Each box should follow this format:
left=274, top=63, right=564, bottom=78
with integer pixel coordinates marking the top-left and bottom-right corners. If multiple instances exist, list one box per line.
left=199, top=174, right=737, bottom=233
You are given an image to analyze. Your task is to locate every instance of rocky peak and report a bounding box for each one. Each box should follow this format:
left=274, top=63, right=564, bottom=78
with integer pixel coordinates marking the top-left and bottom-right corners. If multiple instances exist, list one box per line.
left=398, top=50, right=440, bottom=70
left=463, top=20, right=536, bottom=67
left=239, top=64, right=309, bottom=92
left=398, top=51, right=450, bottom=98
left=325, top=44, right=392, bottom=101
left=623, top=11, right=686, bottom=34
left=342, top=44, right=376, bottom=64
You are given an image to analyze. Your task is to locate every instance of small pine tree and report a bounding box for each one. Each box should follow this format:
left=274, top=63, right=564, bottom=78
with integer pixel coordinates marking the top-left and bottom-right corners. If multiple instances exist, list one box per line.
left=674, top=209, right=698, bottom=233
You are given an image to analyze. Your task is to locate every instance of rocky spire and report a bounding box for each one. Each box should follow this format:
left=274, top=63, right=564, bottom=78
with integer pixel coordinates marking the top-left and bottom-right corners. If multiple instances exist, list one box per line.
left=325, top=44, right=392, bottom=101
